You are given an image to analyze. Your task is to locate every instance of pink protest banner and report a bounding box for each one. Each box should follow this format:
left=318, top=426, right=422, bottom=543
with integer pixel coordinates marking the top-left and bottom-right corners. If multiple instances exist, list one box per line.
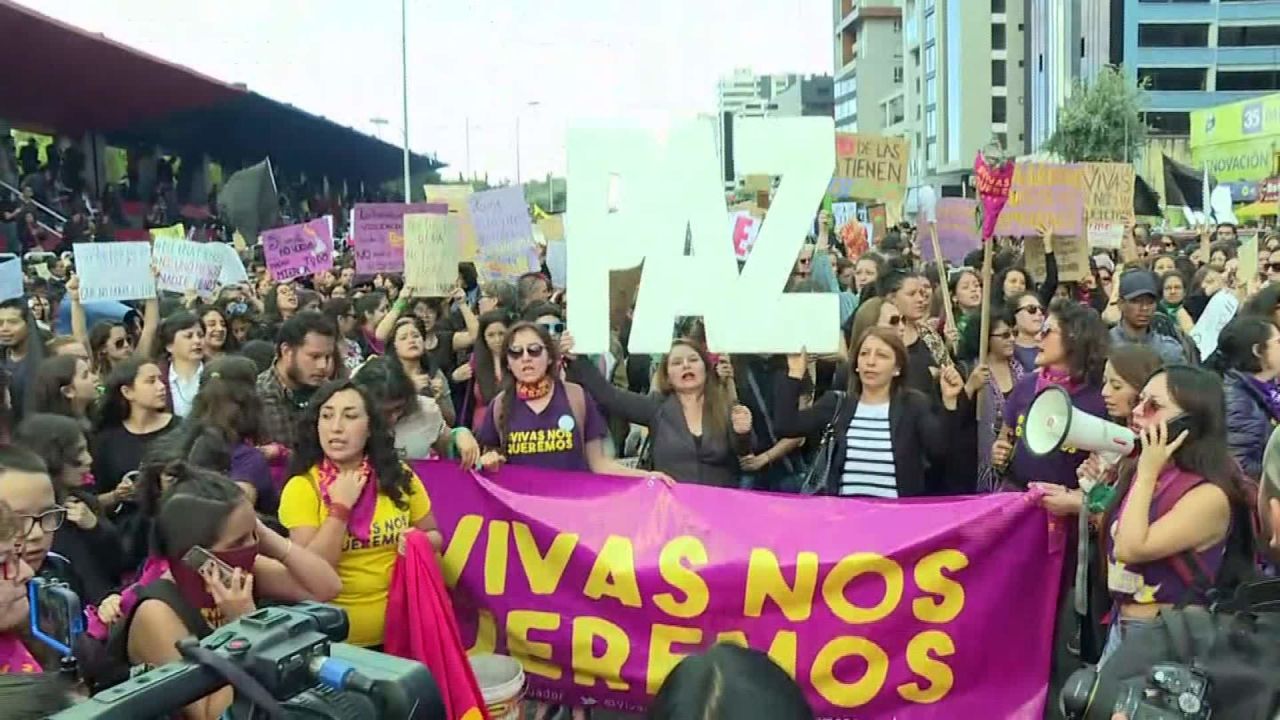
left=352, top=203, right=447, bottom=275
left=414, top=461, right=1065, bottom=719
left=920, top=198, right=980, bottom=263
left=261, top=217, right=334, bottom=282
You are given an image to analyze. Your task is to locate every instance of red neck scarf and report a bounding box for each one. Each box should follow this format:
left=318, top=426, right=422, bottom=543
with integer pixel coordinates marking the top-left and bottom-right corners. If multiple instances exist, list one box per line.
left=317, top=455, right=378, bottom=543
left=516, top=376, right=552, bottom=401
left=1036, top=365, right=1085, bottom=395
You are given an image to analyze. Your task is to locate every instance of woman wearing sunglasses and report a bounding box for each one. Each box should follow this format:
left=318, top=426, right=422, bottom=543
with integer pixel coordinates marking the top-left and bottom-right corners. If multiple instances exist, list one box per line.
left=1095, top=366, right=1252, bottom=665
left=67, top=274, right=159, bottom=380
left=955, top=306, right=1025, bottom=491
left=476, top=322, right=664, bottom=480
left=1008, top=292, right=1046, bottom=372
left=991, top=298, right=1109, bottom=490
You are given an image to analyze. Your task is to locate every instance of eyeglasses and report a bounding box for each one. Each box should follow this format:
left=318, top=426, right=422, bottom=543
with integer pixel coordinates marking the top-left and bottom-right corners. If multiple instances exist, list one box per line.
left=17, top=507, right=66, bottom=537
left=1017, top=305, right=1044, bottom=316
left=112, top=338, right=130, bottom=349
left=539, top=321, right=566, bottom=336
left=991, top=330, right=1014, bottom=340
left=507, top=344, right=546, bottom=360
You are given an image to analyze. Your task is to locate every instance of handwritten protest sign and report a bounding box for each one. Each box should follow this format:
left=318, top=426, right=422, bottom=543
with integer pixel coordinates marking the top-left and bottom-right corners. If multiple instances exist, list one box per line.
left=994, top=163, right=1085, bottom=237
left=829, top=133, right=909, bottom=203
left=469, top=187, right=539, bottom=282
left=403, top=213, right=460, bottom=297
left=417, top=461, right=1064, bottom=719
left=1023, top=234, right=1091, bottom=283
left=352, top=203, right=447, bottom=275
left=261, top=217, right=334, bottom=282
left=214, top=243, right=249, bottom=286
left=729, top=212, right=760, bottom=259
left=1081, top=163, right=1135, bottom=249
left=921, top=198, right=980, bottom=263
left=74, top=242, right=155, bottom=302
left=148, top=224, right=185, bottom=242
left=424, top=184, right=481, bottom=260
left=153, top=239, right=224, bottom=296
left=0, top=258, right=22, bottom=301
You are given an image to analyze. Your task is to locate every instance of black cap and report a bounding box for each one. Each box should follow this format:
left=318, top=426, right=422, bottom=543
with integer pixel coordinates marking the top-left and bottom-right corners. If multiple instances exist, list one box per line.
left=1119, top=270, right=1159, bottom=301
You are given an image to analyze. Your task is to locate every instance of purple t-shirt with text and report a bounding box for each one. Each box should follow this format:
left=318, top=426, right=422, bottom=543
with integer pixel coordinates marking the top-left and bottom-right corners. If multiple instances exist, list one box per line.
left=1002, top=372, right=1106, bottom=489
left=476, top=382, right=609, bottom=473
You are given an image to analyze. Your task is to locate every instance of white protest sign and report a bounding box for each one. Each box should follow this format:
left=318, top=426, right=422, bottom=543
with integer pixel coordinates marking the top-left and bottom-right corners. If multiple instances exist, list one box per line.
left=1087, top=221, right=1125, bottom=249
left=74, top=242, right=155, bottom=302
left=1190, top=290, right=1240, bottom=359
left=215, top=243, right=249, bottom=286
left=0, top=258, right=22, bottom=301
left=730, top=212, right=760, bottom=259
left=565, top=116, right=837, bottom=354
left=403, top=213, right=459, bottom=297
left=546, top=239, right=567, bottom=289
left=153, top=238, right=224, bottom=296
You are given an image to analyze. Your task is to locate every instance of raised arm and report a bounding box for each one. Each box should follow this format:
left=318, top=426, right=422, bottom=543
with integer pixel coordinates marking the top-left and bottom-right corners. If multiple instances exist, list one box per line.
left=773, top=352, right=844, bottom=438
left=565, top=355, right=661, bottom=426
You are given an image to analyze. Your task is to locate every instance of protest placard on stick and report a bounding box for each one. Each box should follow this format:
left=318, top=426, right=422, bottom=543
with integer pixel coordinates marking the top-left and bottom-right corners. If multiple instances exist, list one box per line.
left=994, top=163, right=1085, bottom=237
left=261, top=217, right=334, bottom=282
left=403, top=213, right=460, bottom=297
left=74, top=242, right=155, bottom=302
left=1082, top=162, right=1135, bottom=249
left=469, top=187, right=539, bottom=282
left=828, top=133, right=909, bottom=203
left=352, top=203, right=447, bottom=275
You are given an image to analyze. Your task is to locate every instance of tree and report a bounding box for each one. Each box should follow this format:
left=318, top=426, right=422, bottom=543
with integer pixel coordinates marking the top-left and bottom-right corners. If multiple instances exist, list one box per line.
left=1044, top=65, right=1147, bottom=163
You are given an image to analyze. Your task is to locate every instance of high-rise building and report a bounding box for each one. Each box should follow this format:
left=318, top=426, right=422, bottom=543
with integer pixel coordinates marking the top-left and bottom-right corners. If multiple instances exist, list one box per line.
left=1124, top=0, right=1280, bottom=138
left=832, top=0, right=905, bottom=134
left=1025, top=0, right=1123, bottom=152
left=775, top=75, right=836, bottom=118
left=900, top=0, right=1026, bottom=192
left=715, top=69, right=832, bottom=186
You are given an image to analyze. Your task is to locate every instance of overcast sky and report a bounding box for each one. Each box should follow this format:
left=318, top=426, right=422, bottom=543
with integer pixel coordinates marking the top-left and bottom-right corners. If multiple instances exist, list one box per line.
left=19, top=0, right=833, bottom=183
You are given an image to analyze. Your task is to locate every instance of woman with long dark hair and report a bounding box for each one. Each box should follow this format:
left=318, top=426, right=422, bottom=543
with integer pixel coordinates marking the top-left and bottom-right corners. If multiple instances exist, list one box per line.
left=351, top=358, right=480, bottom=463
left=991, top=298, right=1109, bottom=490
left=279, top=380, right=440, bottom=648
left=386, top=316, right=456, bottom=425
left=90, top=357, right=179, bottom=511
left=323, top=297, right=364, bottom=372
left=454, top=310, right=509, bottom=429
left=67, top=274, right=158, bottom=379
left=197, top=305, right=236, bottom=358
left=118, top=466, right=339, bottom=719
left=648, top=643, right=813, bottom=720
left=775, top=326, right=964, bottom=497
left=956, top=306, right=1025, bottom=491
left=475, top=321, right=661, bottom=478
left=566, top=337, right=754, bottom=487
left=1098, top=365, right=1252, bottom=664
left=261, top=282, right=299, bottom=337
left=153, top=311, right=205, bottom=418
left=25, top=355, right=97, bottom=427
left=1207, top=316, right=1280, bottom=480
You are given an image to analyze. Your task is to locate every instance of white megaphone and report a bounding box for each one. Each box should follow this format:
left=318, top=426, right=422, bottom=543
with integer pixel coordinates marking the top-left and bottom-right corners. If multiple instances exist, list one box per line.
left=1023, top=385, right=1136, bottom=459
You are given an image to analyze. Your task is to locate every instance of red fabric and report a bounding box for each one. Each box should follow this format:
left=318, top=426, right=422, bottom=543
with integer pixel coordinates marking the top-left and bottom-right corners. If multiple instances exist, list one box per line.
left=385, top=530, right=490, bottom=720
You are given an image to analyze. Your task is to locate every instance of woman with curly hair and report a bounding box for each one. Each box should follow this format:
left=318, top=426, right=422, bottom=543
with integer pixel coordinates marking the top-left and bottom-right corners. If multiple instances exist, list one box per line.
left=991, top=298, right=1110, bottom=490
left=278, top=380, right=441, bottom=648
left=197, top=305, right=237, bottom=359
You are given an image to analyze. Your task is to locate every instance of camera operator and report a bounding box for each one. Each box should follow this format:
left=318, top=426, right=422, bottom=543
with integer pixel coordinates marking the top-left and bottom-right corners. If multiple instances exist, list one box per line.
left=114, top=465, right=340, bottom=720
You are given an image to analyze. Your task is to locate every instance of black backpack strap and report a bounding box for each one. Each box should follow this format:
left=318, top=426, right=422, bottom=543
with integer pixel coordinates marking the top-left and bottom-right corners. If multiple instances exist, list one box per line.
left=131, top=580, right=213, bottom=641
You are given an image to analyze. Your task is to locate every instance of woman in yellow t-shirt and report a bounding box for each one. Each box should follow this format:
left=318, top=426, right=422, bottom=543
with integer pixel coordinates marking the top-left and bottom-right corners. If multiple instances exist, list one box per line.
left=279, top=380, right=443, bottom=648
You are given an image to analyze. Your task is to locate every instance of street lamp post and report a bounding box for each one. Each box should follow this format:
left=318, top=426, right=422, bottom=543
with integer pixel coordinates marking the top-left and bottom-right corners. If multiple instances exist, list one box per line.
left=400, top=0, right=411, bottom=201
left=515, top=101, right=540, bottom=186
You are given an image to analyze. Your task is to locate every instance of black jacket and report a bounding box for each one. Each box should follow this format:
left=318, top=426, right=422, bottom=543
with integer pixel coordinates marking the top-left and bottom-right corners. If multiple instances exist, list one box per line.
left=1224, top=370, right=1273, bottom=480
left=773, top=377, right=957, bottom=497
left=49, top=488, right=128, bottom=605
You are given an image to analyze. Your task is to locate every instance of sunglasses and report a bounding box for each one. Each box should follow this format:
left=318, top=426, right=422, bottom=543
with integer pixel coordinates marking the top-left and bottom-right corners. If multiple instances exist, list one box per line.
left=507, top=344, right=546, bottom=360
left=1267, top=263, right=1280, bottom=273
left=885, top=316, right=903, bottom=326
left=1017, top=305, right=1044, bottom=316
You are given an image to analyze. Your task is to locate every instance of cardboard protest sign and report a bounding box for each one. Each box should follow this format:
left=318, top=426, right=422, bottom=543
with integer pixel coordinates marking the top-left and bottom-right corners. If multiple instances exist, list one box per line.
left=153, top=239, right=224, bottom=296
left=424, top=184, right=480, bottom=260
left=403, top=213, right=460, bottom=297
left=148, top=224, right=185, bottom=242
left=829, top=133, right=908, bottom=203
left=352, top=203, right=447, bottom=274
left=921, top=198, right=980, bottom=264
left=868, top=204, right=888, bottom=247
left=832, top=202, right=871, bottom=259
left=1023, top=234, right=1091, bottom=283
left=743, top=174, right=772, bottom=193
left=261, top=217, right=335, bottom=282
left=729, top=211, right=761, bottom=259
left=536, top=215, right=565, bottom=244
left=546, top=240, right=567, bottom=289
left=1238, top=234, right=1260, bottom=285
left=0, top=258, right=22, bottom=301
left=1082, top=163, right=1135, bottom=249
left=994, top=163, right=1085, bottom=237
left=74, top=242, right=155, bottom=302
left=468, top=187, right=539, bottom=282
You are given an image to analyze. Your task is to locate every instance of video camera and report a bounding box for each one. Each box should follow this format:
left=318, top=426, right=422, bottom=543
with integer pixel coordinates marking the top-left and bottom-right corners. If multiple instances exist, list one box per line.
left=51, top=602, right=446, bottom=720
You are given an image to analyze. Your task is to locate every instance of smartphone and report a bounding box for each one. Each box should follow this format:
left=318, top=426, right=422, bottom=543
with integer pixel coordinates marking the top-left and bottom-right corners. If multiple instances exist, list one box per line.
left=29, top=578, right=83, bottom=657
left=181, top=546, right=234, bottom=586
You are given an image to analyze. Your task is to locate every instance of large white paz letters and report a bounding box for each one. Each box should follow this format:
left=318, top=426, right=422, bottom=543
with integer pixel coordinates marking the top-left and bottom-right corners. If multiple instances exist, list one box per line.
left=565, top=117, right=838, bottom=355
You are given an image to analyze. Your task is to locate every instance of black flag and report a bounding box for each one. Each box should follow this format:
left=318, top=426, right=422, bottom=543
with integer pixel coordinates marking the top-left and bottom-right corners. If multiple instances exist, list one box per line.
left=218, top=158, right=279, bottom=243
left=1162, top=154, right=1206, bottom=210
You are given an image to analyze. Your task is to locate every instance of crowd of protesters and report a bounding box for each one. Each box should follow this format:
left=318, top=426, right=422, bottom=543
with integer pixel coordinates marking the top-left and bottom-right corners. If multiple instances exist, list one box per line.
left=0, top=179, right=1274, bottom=720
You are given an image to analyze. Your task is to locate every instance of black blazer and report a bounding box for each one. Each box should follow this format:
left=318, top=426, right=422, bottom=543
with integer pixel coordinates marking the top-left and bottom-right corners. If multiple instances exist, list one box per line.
left=773, top=377, right=957, bottom=497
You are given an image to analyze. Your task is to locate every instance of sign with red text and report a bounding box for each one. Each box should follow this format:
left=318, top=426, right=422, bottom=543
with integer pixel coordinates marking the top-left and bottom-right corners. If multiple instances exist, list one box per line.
left=730, top=211, right=760, bottom=259
left=829, top=133, right=909, bottom=203
left=417, top=461, right=1065, bottom=719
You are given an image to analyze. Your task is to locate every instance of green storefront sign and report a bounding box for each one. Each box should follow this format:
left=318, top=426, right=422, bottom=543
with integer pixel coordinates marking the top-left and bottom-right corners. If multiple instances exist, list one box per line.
left=1190, top=93, right=1280, bottom=182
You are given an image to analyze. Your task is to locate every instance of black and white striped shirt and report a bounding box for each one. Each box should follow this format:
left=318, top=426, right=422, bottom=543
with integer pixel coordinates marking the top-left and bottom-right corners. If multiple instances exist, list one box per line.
left=839, top=402, right=898, bottom=498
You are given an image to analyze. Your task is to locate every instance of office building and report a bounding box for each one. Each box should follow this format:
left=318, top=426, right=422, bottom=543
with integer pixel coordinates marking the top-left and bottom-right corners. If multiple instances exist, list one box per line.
left=715, top=69, right=832, bottom=186
left=900, top=0, right=1027, bottom=192
left=775, top=75, right=836, bottom=118
left=1125, top=0, right=1280, bottom=137
left=1025, top=0, right=1123, bottom=151
left=832, top=0, right=905, bottom=134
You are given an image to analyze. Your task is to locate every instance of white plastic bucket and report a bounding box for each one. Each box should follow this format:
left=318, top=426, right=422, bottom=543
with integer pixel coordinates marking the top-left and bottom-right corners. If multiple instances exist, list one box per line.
left=469, top=653, right=526, bottom=720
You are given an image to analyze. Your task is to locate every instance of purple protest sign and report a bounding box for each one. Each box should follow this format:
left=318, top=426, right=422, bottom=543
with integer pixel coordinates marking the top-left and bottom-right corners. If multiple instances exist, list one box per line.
left=920, top=198, right=980, bottom=263
left=261, top=217, right=334, bottom=282
left=414, top=461, right=1065, bottom=719
left=468, top=187, right=538, bottom=282
left=352, top=203, right=447, bottom=275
